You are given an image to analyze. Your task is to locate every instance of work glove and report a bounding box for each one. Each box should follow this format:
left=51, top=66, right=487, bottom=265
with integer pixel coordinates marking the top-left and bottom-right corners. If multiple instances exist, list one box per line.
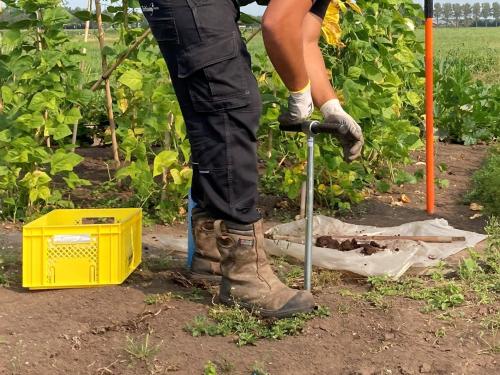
left=321, top=99, right=364, bottom=163
left=278, top=82, right=314, bottom=125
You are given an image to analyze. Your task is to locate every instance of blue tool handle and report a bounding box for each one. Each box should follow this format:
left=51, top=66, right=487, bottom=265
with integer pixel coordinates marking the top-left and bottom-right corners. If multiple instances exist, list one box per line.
left=187, top=189, right=197, bottom=268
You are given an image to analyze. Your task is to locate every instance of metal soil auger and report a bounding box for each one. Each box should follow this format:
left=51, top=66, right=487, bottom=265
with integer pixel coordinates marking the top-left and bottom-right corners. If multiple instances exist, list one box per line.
left=279, top=120, right=338, bottom=291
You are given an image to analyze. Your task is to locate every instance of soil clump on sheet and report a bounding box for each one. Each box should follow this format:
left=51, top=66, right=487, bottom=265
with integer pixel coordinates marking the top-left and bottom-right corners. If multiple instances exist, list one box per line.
left=316, top=236, right=387, bottom=255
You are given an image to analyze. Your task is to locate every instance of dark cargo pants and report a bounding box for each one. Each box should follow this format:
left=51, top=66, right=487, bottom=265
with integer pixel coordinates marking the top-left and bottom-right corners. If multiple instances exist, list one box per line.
left=140, top=0, right=262, bottom=224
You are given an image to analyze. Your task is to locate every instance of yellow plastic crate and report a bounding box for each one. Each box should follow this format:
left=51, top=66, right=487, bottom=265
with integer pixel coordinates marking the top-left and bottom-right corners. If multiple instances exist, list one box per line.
left=23, top=208, right=142, bottom=289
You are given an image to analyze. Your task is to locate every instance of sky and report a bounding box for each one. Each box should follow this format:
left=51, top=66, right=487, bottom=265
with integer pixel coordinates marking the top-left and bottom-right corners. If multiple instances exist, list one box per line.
left=65, top=1, right=487, bottom=15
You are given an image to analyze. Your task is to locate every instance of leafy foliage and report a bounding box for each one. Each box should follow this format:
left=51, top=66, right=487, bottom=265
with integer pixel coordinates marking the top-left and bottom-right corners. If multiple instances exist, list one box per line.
left=0, top=0, right=497, bottom=223
left=257, top=0, right=425, bottom=209
left=0, top=0, right=90, bottom=220
left=363, top=221, right=500, bottom=311
left=185, top=304, right=330, bottom=346
left=434, top=50, right=500, bottom=144
left=467, top=145, right=500, bottom=216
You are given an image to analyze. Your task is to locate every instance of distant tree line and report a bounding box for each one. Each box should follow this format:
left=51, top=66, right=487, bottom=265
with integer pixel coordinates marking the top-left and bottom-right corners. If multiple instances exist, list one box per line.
left=0, top=6, right=147, bottom=29
left=434, top=2, right=500, bottom=27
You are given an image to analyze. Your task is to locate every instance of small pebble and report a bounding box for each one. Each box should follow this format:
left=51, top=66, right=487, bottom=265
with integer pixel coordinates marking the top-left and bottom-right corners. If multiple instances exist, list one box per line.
left=419, top=363, right=431, bottom=373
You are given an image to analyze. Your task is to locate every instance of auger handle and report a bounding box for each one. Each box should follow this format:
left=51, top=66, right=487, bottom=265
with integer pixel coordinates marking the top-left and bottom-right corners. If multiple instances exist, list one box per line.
left=279, top=121, right=336, bottom=135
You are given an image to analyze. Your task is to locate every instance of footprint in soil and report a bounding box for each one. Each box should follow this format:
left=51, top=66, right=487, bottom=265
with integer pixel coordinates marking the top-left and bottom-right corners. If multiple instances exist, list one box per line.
left=316, top=236, right=388, bottom=255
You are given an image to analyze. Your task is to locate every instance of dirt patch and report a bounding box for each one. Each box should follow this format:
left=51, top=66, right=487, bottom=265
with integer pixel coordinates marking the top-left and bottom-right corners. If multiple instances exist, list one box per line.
left=344, top=143, right=489, bottom=234
left=0, top=143, right=497, bottom=374
left=0, top=277, right=498, bottom=375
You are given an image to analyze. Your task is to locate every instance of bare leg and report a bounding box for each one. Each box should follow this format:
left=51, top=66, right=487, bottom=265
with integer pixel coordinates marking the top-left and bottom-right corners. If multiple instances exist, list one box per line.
left=302, top=12, right=337, bottom=108
left=262, top=0, right=313, bottom=91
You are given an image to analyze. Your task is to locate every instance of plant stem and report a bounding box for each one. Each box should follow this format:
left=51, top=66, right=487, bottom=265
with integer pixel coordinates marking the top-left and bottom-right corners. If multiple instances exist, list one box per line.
left=161, top=113, right=174, bottom=201
left=95, top=0, right=121, bottom=168
left=91, top=29, right=151, bottom=92
left=74, top=0, right=94, bottom=146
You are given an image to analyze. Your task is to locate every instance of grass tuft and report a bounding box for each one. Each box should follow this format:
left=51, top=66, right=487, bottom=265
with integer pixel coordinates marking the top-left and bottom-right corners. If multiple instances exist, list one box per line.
left=185, top=304, right=330, bottom=346
left=125, top=333, right=161, bottom=362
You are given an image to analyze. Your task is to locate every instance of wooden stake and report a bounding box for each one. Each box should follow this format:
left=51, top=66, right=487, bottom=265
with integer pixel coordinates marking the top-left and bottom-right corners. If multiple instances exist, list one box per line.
left=122, top=0, right=129, bottom=33
left=266, top=234, right=466, bottom=244
left=161, top=113, right=174, bottom=201
left=95, top=0, right=121, bottom=168
left=91, top=28, right=151, bottom=92
left=81, top=0, right=92, bottom=56
left=35, top=10, right=51, bottom=147
left=74, top=0, right=93, bottom=146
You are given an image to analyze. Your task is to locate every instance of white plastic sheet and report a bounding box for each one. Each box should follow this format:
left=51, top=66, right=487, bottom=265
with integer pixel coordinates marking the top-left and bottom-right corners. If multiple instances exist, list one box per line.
left=264, top=216, right=487, bottom=279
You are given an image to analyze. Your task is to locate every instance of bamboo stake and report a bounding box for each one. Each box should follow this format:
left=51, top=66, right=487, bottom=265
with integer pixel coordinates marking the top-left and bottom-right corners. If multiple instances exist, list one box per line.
left=74, top=0, right=93, bottom=146
left=161, top=113, right=174, bottom=201
left=95, top=0, right=121, bottom=168
left=246, top=27, right=261, bottom=43
left=91, top=28, right=151, bottom=92
left=122, top=0, right=129, bottom=33
left=34, top=10, right=51, bottom=148
left=82, top=0, right=92, bottom=56
left=35, top=10, right=43, bottom=51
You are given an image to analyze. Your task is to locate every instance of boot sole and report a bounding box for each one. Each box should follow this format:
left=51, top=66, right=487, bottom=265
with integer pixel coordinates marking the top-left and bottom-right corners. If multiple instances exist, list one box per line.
left=219, top=295, right=314, bottom=319
left=189, top=272, right=222, bottom=282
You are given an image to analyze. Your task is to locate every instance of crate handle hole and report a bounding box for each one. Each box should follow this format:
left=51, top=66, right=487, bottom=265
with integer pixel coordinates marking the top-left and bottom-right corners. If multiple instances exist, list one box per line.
left=81, top=217, right=116, bottom=225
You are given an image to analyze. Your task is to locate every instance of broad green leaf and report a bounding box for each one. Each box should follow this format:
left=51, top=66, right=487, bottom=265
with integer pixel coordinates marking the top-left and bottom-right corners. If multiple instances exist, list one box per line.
left=37, top=186, right=51, bottom=202
left=170, top=168, right=182, bottom=185
left=53, top=124, right=72, bottom=140
left=15, top=113, right=45, bottom=129
left=2, top=30, right=21, bottom=48
left=28, top=92, right=47, bottom=111
left=347, top=66, right=362, bottom=79
left=73, top=10, right=92, bottom=21
left=0, top=130, right=11, bottom=143
left=8, top=19, right=33, bottom=29
left=404, top=134, right=420, bottom=146
left=64, top=107, right=82, bottom=125
left=63, top=172, right=92, bottom=189
left=331, top=184, right=343, bottom=196
left=118, top=69, right=143, bottom=91
left=50, top=150, right=84, bottom=175
left=42, top=7, right=72, bottom=25
left=405, top=91, right=421, bottom=107
left=180, top=168, right=193, bottom=181
left=153, top=150, right=178, bottom=177
left=1, top=86, right=13, bottom=104
left=361, top=62, right=383, bottom=82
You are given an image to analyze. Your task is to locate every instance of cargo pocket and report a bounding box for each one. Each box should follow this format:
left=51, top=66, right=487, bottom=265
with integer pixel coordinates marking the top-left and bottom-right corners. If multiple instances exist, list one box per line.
left=177, top=32, right=251, bottom=112
left=148, top=17, right=179, bottom=44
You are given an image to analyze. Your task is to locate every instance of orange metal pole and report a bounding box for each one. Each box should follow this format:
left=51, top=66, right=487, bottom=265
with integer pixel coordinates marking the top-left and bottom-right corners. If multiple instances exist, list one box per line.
left=425, top=15, right=435, bottom=214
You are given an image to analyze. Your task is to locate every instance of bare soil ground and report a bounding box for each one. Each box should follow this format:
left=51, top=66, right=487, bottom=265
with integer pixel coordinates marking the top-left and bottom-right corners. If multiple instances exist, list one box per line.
left=0, top=143, right=498, bottom=375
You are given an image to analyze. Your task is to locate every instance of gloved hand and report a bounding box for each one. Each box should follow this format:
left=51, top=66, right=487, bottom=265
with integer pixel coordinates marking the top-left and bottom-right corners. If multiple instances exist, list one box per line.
left=278, top=82, right=314, bottom=125
left=321, top=99, right=363, bottom=162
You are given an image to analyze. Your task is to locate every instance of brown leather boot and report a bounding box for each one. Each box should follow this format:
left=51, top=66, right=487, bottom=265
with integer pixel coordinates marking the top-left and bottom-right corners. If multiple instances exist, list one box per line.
left=190, top=209, right=222, bottom=281
left=214, top=219, right=315, bottom=318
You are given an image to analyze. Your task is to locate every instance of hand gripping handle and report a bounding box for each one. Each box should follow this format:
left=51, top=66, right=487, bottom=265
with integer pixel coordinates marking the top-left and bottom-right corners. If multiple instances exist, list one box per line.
left=279, top=121, right=337, bottom=135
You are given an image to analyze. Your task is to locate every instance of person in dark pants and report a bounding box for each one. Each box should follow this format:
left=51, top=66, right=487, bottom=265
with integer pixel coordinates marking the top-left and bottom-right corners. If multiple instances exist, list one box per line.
left=140, top=0, right=363, bottom=318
